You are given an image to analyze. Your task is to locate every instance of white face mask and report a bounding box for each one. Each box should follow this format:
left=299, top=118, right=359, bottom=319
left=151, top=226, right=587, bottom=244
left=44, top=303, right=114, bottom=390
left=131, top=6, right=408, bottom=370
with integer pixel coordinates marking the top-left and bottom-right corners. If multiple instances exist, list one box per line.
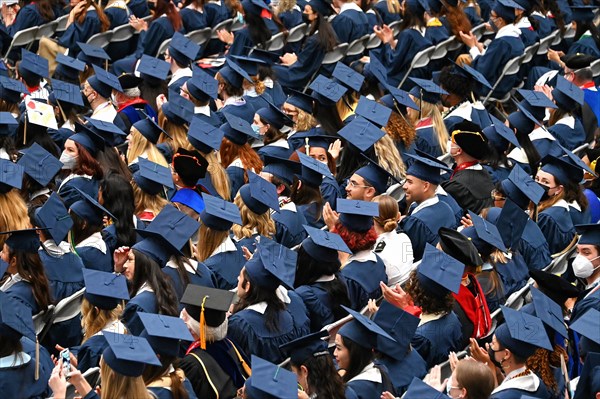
left=572, top=254, right=600, bottom=278
left=59, top=151, right=78, bottom=170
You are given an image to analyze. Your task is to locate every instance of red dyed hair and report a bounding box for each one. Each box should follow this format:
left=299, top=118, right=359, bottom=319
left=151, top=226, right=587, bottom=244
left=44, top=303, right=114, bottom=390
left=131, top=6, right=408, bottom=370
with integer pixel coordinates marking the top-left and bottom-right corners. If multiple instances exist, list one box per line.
left=73, top=142, right=103, bottom=179
left=219, top=137, right=263, bottom=181
left=333, top=221, right=378, bottom=253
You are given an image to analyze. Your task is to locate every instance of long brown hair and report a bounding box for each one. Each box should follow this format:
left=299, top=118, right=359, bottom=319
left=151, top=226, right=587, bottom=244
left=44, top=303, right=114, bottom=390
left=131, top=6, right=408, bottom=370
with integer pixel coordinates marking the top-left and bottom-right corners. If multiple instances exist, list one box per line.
left=100, top=359, right=151, bottom=399
left=7, top=248, right=53, bottom=311
left=73, top=142, right=104, bottom=179
left=152, top=0, right=183, bottom=31
left=443, top=1, right=472, bottom=38
left=195, top=223, right=230, bottom=262
left=77, top=0, right=110, bottom=32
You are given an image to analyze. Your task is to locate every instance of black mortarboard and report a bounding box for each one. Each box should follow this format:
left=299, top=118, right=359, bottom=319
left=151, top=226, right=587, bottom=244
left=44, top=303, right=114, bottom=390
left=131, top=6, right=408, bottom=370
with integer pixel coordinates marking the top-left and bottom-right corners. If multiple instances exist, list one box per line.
left=438, top=226, right=483, bottom=267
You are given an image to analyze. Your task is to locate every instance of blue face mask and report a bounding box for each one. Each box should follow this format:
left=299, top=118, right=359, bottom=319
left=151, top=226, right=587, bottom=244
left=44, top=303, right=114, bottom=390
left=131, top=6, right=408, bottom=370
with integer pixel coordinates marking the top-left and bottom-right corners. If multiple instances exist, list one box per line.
left=236, top=11, right=244, bottom=24
left=251, top=124, right=261, bottom=135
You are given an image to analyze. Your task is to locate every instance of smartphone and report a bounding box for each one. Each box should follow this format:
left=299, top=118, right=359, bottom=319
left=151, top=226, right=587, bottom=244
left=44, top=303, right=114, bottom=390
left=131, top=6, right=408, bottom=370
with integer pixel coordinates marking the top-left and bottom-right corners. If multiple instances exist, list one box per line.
left=60, top=348, right=71, bottom=374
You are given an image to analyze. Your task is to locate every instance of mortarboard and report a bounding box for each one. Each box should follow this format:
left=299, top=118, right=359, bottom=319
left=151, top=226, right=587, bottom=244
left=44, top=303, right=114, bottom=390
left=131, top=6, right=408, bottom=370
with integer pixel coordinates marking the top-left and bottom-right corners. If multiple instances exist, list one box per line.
left=34, top=192, right=72, bottom=243
left=558, top=144, right=596, bottom=176
left=289, top=127, right=336, bottom=151
left=101, top=332, right=161, bottom=377
left=85, top=117, right=126, bottom=147
left=529, top=269, right=581, bottom=306
left=239, top=171, right=280, bottom=214
left=301, top=224, right=351, bottom=262
left=438, top=226, right=483, bottom=267
left=495, top=307, right=553, bottom=358
left=364, top=52, right=388, bottom=87
left=51, top=79, right=84, bottom=107
left=285, top=89, right=313, bottom=114
left=188, top=116, right=224, bottom=153
left=77, top=42, right=111, bottom=67
left=570, top=5, right=596, bottom=22
left=296, top=150, right=332, bottom=187
left=450, top=120, right=489, bottom=160
left=418, top=243, right=465, bottom=295
left=0, top=76, right=27, bottom=103
left=132, top=114, right=168, bottom=144
left=88, top=65, right=122, bottom=98
left=576, top=223, right=600, bottom=245
left=353, top=155, right=401, bottom=194
left=405, top=151, right=451, bottom=185
left=492, top=198, right=529, bottom=250
left=561, top=53, right=596, bottom=71
left=17, top=142, right=62, bottom=187
left=409, top=77, right=448, bottom=104
left=493, top=0, right=523, bottom=23
left=230, top=55, right=267, bottom=76
left=354, top=96, right=392, bottom=127
left=456, top=62, right=493, bottom=90
left=405, top=0, right=430, bottom=14
left=338, top=305, right=395, bottom=349
left=248, top=48, right=281, bottom=65
left=279, top=331, right=330, bottom=365
left=384, top=84, right=420, bottom=111
left=0, top=112, right=17, bottom=137
left=570, top=308, right=600, bottom=349
left=136, top=54, right=170, bottom=85
left=262, top=154, right=300, bottom=185
left=70, top=188, right=116, bottom=226
left=144, top=204, right=200, bottom=251
left=306, top=0, right=334, bottom=16
left=244, top=355, right=298, bottom=399
left=337, top=198, right=379, bottom=232
left=517, top=89, right=557, bottom=121
left=0, top=159, right=24, bottom=193
left=332, top=62, right=364, bottom=92
left=221, top=112, right=258, bottom=145
left=309, top=75, right=347, bottom=105
left=132, top=158, right=174, bottom=195
left=573, top=352, right=600, bottom=399
left=540, top=155, right=583, bottom=184
left=337, top=116, right=385, bottom=153
left=552, top=75, right=585, bottom=110
left=245, top=238, right=297, bottom=290
left=0, top=291, right=35, bottom=341
left=502, top=164, right=545, bottom=207
left=118, top=73, right=142, bottom=91
left=186, top=69, right=218, bottom=102
left=0, top=228, right=48, bottom=253
left=132, top=230, right=179, bottom=267
left=483, top=115, right=521, bottom=152
left=468, top=209, right=507, bottom=252
left=219, top=58, right=253, bottom=88
left=138, top=312, right=194, bottom=357
left=373, top=301, right=420, bottom=360
left=169, top=32, right=200, bottom=66
left=404, top=377, right=451, bottom=399
left=69, top=123, right=105, bottom=156
left=83, top=269, right=129, bottom=310
left=241, top=0, right=269, bottom=14
left=508, top=103, right=540, bottom=137
left=256, top=101, right=293, bottom=130
left=162, top=94, right=194, bottom=126
left=181, top=285, right=235, bottom=327
left=530, top=286, right=568, bottom=338
left=172, top=147, right=209, bottom=184
left=200, top=193, right=243, bottom=231
left=55, top=54, right=86, bottom=81
left=18, top=49, right=49, bottom=80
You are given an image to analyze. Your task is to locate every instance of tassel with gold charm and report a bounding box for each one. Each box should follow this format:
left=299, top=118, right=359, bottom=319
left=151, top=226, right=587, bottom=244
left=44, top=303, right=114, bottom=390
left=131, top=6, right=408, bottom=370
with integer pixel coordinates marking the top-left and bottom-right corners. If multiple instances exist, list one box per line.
left=199, top=295, right=208, bottom=350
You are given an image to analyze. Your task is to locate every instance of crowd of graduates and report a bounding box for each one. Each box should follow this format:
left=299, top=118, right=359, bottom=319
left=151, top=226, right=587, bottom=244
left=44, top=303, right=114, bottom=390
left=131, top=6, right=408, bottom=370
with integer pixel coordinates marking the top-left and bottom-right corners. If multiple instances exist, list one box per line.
left=0, top=0, right=600, bottom=397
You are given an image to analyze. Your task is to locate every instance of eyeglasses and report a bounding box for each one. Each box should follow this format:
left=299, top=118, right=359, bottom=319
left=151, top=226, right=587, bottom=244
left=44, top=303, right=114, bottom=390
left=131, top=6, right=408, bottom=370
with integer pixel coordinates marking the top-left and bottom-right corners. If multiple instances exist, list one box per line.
left=491, top=189, right=506, bottom=201
left=348, top=180, right=371, bottom=189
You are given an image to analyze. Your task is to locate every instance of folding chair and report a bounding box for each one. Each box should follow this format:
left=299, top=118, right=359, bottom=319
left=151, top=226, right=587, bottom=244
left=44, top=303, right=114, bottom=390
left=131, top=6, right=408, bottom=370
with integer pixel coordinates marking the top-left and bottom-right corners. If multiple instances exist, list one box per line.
left=55, top=14, right=69, bottom=34
left=346, top=34, right=370, bottom=57
left=397, top=46, right=435, bottom=88
left=35, top=21, right=58, bottom=42
left=366, top=32, right=382, bottom=50
left=430, top=36, right=456, bottom=61
left=287, top=23, right=307, bottom=44
left=3, top=26, right=38, bottom=61
left=156, top=38, right=172, bottom=57
left=591, top=59, right=600, bottom=79
left=537, top=31, right=557, bottom=56
left=65, top=367, right=100, bottom=399
left=86, top=31, right=113, bottom=49
left=260, top=31, right=286, bottom=52
left=471, top=23, right=488, bottom=41
left=210, top=18, right=234, bottom=40
left=389, top=20, right=402, bottom=37
left=111, top=24, right=136, bottom=44
left=186, top=27, right=212, bottom=46
left=302, top=43, right=349, bottom=92
left=32, top=304, right=55, bottom=338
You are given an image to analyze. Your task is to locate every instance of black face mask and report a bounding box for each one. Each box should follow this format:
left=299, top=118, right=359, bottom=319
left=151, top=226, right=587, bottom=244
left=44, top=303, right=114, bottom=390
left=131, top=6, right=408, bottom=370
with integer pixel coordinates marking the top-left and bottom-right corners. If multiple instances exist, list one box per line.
left=487, top=346, right=503, bottom=370
left=148, top=1, right=156, bottom=10
left=81, top=90, right=91, bottom=109
left=537, top=182, right=551, bottom=202
left=301, top=13, right=310, bottom=24
left=488, top=17, right=498, bottom=33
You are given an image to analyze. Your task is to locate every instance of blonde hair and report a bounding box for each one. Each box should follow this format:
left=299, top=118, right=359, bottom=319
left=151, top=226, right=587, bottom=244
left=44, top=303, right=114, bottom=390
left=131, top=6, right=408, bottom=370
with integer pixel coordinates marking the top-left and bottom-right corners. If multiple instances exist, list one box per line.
left=158, top=109, right=193, bottom=153
left=242, top=76, right=266, bottom=95
left=99, top=359, right=151, bottom=399
left=127, top=127, right=168, bottom=167
left=295, top=109, right=317, bottom=132
left=0, top=190, right=30, bottom=247
left=203, top=151, right=231, bottom=201
left=195, top=223, right=230, bottom=262
left=372, top=195, right=400, bottom=232
left=81, top=298, right=123, bottom=343
left=386, top=0, right=401, bottom=13
left=231, top=194, right=275, bottom=239
left=374, top=134, right=406, bottom=180
left=132, top=180, right=168, bottom=216
left=275, top=0, right=296, bottom=14
left=411, top=98, right=449, bottom=154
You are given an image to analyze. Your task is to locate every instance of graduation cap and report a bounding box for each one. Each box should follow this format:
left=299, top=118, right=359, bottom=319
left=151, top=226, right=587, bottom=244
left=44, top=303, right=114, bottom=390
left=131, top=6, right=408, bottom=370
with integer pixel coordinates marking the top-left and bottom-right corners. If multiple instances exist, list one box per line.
left=230, top=55, right=268, bottom=76
left=468, top=209, right=507, bottom=252
left=131, top=230, right=179, bottom=266
left=241, top=0, right=269, bottom=14
left=138, top=313, right=194, bottom=357
left=33, top=192, right=72, bottom=243
left=384, top=84, right=420, bottom=111
left=245, top=237, right=297, bottom=290
left=573, top=352, right=600, bottom=399
left=529, top=269, right=581, bottom=306
left=221, top=112, right=258, bottom=145
left=289, top=127, right=337, bottom=151
left=256, top=101, right=293, bottom=130
left=162, top=94, right=194, bottom=126
left=337, top=116, right=385, bottom=153
left=483, top=115, right=521, bottom=152
left=136, top=55, right=170, bottom=86
left=200, top=193, right=243, bottom=231
left=337, top=198, right=379, bottom=232
left=0, top=159, right=24, bottom=194
left=70, top=188, right=116, bottom=226
left=517, top=89, right=557, bottom=121
left=181, top=285, right=235, bottom=327
left=570, top=5, right=596, bottom=22
left=438, top=226, right=483, bottom=268
left=507, top=103, right=540, bottom=138
left=17, top=142, right=61, bottom=187
left=0, top=228, right=48, bottom=253
left=309, top=75, right=347, bottom=105
left=186, top=69, right=218, bottom=102
left=0, top=112, right=17, bottom=137
left=338, top=305, right=395, bottom=349
left=576, top=223, right=600, bottom=245
left=540, top=154, right=583, bottom=184
left=132, top=158, right=174, bottom=195
left=219, top=58, right=253, bottom=88
left=405, top=151, right=451, bottom=185
left=51, top=79, right=84, bottom=107
left=69, top=123, right=105, bottom=156
left=495, top=307, right=553, bottom=358
left=262, top=154, right=300, bottom=186
left=364, top=52, right=388, bottom=87
left=248, top=48, right=281, bottom=65
left=239, top=171, right=280, bottom=214
left=530, top=286, right=568, bottom=339
left=353, top=155, right=401, bottom=194
left=405, top=0, right=430, bottom=14
left=450, top=121, right=489, bottom=160
left=552, top=75, right=585, bottom=110
left=301, top=224, right=351, bottom=262
left=101, top=332, right=161, bottom=377
left=172, top=147, right=209, bottom=186
left=77, top=42, right=111, bottom=67
left=570, top=308, right=600, bottom=352
left=0, top=76, right=27, bottom=104
left=417, top=243, right=465, bottom=296
left=118, top=73, right=142, bottom=91
left=83, top=269, right=129, bottom=310
left=85, top=117, right=126, bottom=147
left=88, top=65, right=122, bottom=98
left=18, top=49, right=49, bottom=80
left=55, top=54, right=86, bottom=81
left=306, top=0, right=334, bottom=16
left=188, top=116, right=224, bottom=153
left=455, top=62, right=493, bottom=90
left=0, top=291, right=36, bottom=341
left=558, top=143, right=596, bottom=176
left=332, top=62, right=364, bottom=92
left=501, top=164, right=545, bottom=207
left=285, top=89, right=313, bottom=114
left=408, top=77, right=448, bottom=104
left=492, top=0, right=523, bottom=23
left=404, top=377, right=451, bottom=399
left=144, top=204, right=200, bottom=251
left=296, top=150, right=332, bottom=187
left=373, top=301, right=420, bottom=361
left=561, top=53, right=596, bottom=71
left=169, top=32, right=200, bottom=66
left=132, top=114, right=168, bottom=144
left=493, top=198, right=529, bottom=250
left=279, top=330, right=329, bottom=365
left=355, top=96, right=392, bottom=127
left=244, top=355, right=298, bottom=399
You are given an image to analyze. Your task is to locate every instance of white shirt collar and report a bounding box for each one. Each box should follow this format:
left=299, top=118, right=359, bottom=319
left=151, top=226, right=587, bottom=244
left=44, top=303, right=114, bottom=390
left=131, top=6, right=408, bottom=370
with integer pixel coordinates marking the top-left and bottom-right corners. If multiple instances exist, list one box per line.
left=42, top=240, right=71, bottom=256
left=412, top=195, right=439, bottom=215
left=348, top=363, right=382, bottom=383
left=76, top=232, right=107, bottom=254
left=493, top=368, right=540, bottom=394
left=0, top=352, right=31, bottom=368
left=496, top=24, right=522, bottom=39
left=169, top=68, right=193, bottom=86
left=194, top=105, right=211, bottom=117
left=347, top=250, right=377, bottom=263
left=0, top=273, right=24, bottom=292
left=136, top=281, right=154, bottom=296
left=223, top=97, right=246, bottom=107
left=245, top=286, right=291, bottom=314
left=210, top=236, right=238, bottom=257
left=339, top=2, right=363, bottom=13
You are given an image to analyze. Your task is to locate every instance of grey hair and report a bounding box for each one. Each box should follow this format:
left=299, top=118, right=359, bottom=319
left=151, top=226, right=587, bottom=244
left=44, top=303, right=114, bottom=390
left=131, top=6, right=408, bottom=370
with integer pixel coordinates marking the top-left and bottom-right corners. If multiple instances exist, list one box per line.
left=184, top=311, right=229, bottom=343
left=123, top=87, right=141, bottom=98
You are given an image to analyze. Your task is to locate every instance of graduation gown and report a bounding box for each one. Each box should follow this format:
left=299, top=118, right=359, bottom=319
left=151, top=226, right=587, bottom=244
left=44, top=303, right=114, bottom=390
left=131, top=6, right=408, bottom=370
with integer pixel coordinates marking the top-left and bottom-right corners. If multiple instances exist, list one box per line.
left=548, top=115, right=586, bottom=151
left=490, top=368, right=552, bottom=399
left=272, top=200, right=308, bottom=248
left=441, top=165, right=494, bottom=214
left=121, top=286, right=158, bottom=335
left=437, top=186, right=463, bottom=229
left=296, top=275, right=345, bottom=332
left=400, top=197, right=456, bottom=261
left=257, top=139, right=294, bottom=160
left=128, top=0, right=150, bottom=18
left=375, top=350, right=428, bottom=396
left=76, top=232, right=113, bottom=273
left=227, top=289, right=311, bottom=364
left=147, top=379, right=198, bottom=399
left=569, top=201, right=591, bottom=226
left=412, top=312, right=463, bottom=368
left=495, top=252, right=529, bottom=298
left=163, top=258, right=216, bottom=300
left=39, top=244, right=84, bottom=302
left=58, top=174, right=99, bottom=209
left=297, top=202, right=325, bottom=228
left=331, top=4, right=369, bottom=44
left=339, top=251, right=388, bottom=310
left=374, top=0, right=401, bottom=25
left=537, top=201, right=576, bottom=255
left=136, top=16, right=179, bottom=57
left=105, top=2, right=133, bottom=59
left=345, top=363, right=392, bottom=399
left=181, top=7, right=208, bottom=32
left=0, top=337, right=54, bottom=399
left=58, top=8, right=104, bottom=55
left=202, top=236, right=246, bottom=290
left=8, top=4, right=48, bottom=36
left=272, top=36, right=328, bottom=91
left=414, top=120, right=443, bottom=158
left=220, top=99, right=256, bottom=124
left=228, top=18, right=279, bottom=56
left=75, top=319, right=126, bottom=373
left=568, top=35, right=600, bottom=58
left=3, top=278, right=41, bottom=315
left=226, top=159, right=246, bottom=199
left=322, top=175, right=343, bottom=210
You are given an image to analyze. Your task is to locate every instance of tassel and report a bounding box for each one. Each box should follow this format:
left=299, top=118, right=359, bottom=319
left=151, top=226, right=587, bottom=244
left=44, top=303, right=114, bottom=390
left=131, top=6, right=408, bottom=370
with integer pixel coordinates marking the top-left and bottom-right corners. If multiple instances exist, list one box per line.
left=35, top=335, right=39, bottom=381
left=304, top=137, right=310, bottom=156
left=199, top=296, right=208, bottom=350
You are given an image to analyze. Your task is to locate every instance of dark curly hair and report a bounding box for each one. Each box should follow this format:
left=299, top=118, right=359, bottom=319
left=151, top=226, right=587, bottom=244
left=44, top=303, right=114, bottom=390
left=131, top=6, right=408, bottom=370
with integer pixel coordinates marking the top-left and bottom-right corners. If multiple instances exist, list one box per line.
left=439, top=65, right=474, bottom=100
left=333, top=222, right=378, bottom=253
left=405, top=270, right=454, bottom=314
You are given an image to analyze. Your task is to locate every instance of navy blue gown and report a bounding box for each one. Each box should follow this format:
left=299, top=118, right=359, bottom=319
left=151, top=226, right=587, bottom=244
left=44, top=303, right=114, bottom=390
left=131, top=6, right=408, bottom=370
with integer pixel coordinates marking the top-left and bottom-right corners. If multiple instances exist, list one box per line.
left=296, top=278, right=343, bottom=332
left=121, top=290, right=159, bottom=335
left=58, top=175, right=99, bottom=209
left=39, top=248, right=84, bottom=301
left=272, top=204, right=308, bottom=248
left=58, top=9, right=105, bottom=57
left=272, top=35, right=329, bottom=91
left=331, top=8, right=369, bottom=44
left=537, top=203, right=575, bottom=255
left=202, top=237, right=247, bottom=290
left=412, top=311, right=463, bottom=368
left=375, top=350, right=428, bottom=396
left=181, top=7, right=209, bottom=32
left=162, top=259, right=216, bottom=300
left=548, top=116, right=586, bottom=151
left=76, top=233, right=113, bottom=273
left=339, top=252, right=388, bottom=310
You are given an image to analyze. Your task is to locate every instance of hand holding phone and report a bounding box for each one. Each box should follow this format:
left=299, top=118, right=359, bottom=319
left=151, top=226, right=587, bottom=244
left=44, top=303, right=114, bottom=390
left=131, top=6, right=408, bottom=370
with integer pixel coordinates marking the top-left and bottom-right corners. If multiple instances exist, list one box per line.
left=60, top=348, right=71, bottom=375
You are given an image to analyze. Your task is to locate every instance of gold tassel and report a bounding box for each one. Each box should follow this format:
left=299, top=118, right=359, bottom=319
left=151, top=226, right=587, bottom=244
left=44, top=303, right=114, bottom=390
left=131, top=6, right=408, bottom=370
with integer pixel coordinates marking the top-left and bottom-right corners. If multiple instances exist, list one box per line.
left=35, top=335, right=39, bottom=381
left=199, top=295, right=208, bottom=350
